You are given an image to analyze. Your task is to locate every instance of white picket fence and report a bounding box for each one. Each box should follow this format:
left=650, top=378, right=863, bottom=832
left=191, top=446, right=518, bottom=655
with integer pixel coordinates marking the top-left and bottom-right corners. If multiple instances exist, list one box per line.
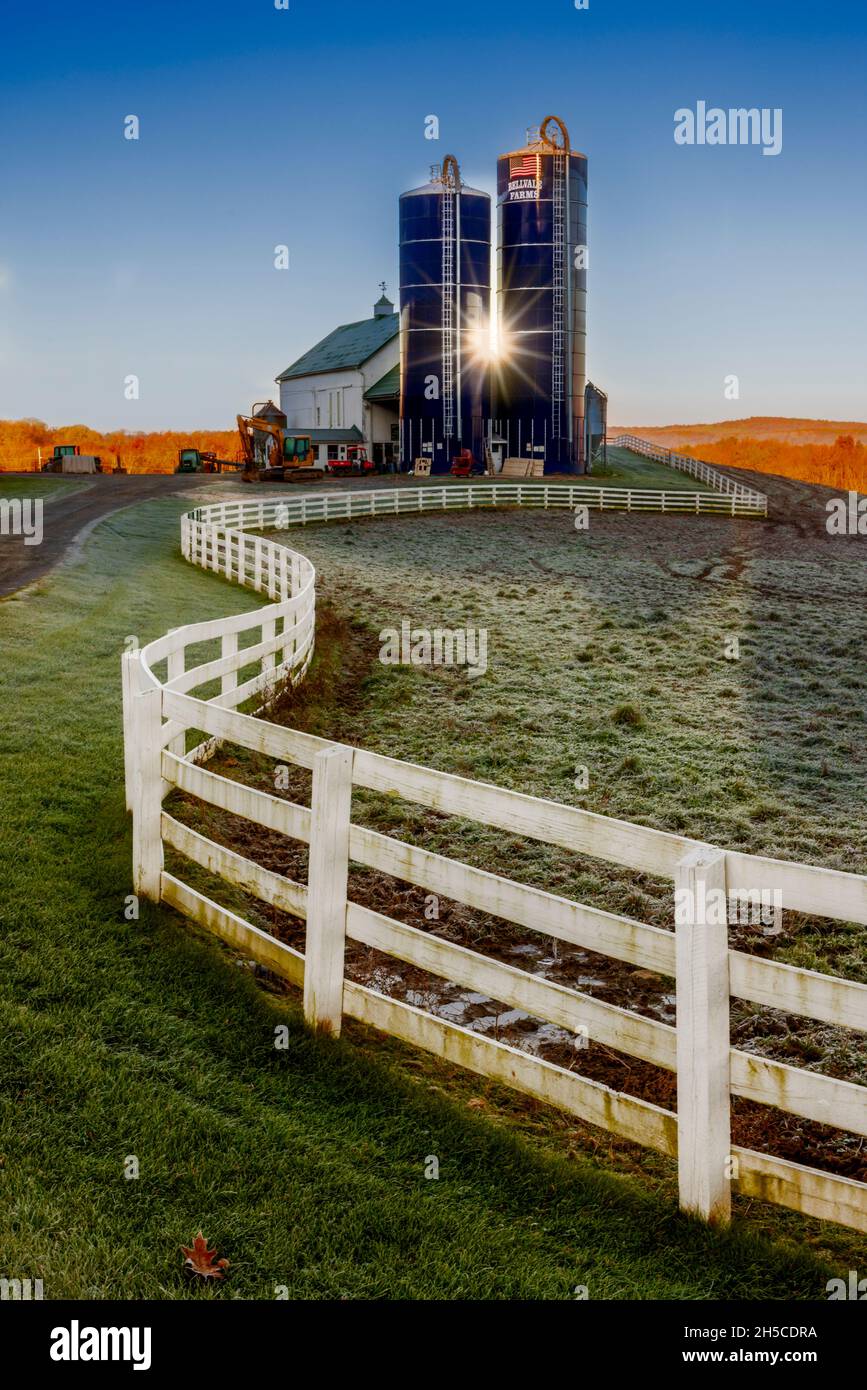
left=610, top=432, right=767, bottom=509
left=122, top=480, right=866, bottom=1233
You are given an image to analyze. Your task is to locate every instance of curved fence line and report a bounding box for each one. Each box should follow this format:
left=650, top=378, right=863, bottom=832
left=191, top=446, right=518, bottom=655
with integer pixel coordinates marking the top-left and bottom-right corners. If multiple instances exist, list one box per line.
left=183, top=476, right=767, bottom=531
left=120, top=475, right=865, bottom=1235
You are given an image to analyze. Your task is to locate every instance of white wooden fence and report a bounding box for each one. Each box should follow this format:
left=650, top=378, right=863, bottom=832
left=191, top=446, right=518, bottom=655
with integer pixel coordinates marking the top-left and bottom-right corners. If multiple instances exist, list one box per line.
left=175, top=477, right=766, bottom=528
left=122, top=480, right=866, bottom=1233
left=609, top=432, right=767, bottom=509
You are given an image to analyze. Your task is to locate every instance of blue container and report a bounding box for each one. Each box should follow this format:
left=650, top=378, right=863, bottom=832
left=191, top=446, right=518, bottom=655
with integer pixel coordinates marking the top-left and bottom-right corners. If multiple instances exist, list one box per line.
left=399, top=160, right=491, bottom=473
left=494, top=124, right=588, bottom=473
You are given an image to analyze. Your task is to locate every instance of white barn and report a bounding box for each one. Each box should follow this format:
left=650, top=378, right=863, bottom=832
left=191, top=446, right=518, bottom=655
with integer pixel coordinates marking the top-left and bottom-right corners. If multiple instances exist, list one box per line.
left=276, top=291, right=400, bottom=469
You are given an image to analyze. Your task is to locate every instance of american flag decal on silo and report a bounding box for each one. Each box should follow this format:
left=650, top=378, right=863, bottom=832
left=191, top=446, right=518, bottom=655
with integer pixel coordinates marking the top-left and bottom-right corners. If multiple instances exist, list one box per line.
left=509, top=153, right=538, bottom=179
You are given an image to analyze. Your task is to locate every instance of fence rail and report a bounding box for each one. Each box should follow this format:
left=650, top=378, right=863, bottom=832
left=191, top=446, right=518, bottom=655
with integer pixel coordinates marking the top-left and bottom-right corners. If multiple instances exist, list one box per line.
left=183, top=476, right=767, bottom=527
left=122, top=463, right=865, bottom=1234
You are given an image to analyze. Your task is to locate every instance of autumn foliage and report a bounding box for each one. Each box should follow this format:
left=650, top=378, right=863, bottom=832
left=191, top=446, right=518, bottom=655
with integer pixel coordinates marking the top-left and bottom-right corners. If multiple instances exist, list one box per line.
left=677, top=435, right=867, bottom=494
left=613, top=417, right=867, bottom=494
left=0, top=419, right=240, bottom=475
left=3, top=415, right=865, bottom=493
left=181, top=1231, right=229, bottom=1280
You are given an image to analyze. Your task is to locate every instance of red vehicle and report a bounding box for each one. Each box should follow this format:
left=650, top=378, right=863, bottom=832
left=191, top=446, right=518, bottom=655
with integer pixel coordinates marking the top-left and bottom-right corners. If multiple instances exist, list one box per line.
left=450, top=449, right=483, bottom=478
left=325, top=445, right=376, bottom=476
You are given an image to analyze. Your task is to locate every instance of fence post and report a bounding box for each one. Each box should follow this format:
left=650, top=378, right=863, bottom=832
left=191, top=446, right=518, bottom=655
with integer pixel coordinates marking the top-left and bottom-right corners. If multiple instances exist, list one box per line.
left=121, top=650, right=135, bottom=812
left=675, top=846, right=731, bottom=1225
left=129, top=658, right=164, bottom=902
left=268, top=545, right=277, bottom=599
left=166, top=634, right=186, bottom=757
left=261, top=615, right=276, bottom=683
left=303, top=745, right=354, bottom=1035
left=221, top=630, right=238, bottom=700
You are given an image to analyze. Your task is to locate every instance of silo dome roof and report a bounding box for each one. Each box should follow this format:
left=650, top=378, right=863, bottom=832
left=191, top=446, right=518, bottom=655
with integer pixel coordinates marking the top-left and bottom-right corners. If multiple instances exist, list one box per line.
left=400, top=180, right=489, bottom=198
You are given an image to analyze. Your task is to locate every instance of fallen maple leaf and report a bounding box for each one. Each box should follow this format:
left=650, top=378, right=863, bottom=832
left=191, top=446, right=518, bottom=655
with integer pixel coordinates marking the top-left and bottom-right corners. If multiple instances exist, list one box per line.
left=181, top=1230, right=229, bottom=1280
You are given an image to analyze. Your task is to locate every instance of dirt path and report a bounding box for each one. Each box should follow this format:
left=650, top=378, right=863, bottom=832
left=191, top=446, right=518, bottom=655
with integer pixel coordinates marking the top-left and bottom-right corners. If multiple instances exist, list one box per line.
left=0, top=473, right=225, bottom=598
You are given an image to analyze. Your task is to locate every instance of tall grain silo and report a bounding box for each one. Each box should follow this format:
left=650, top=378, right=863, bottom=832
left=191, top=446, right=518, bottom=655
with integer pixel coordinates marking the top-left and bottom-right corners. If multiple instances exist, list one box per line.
left=399, top=156, right=491, bottom=473
left=494, top=117, right=588, bottom=473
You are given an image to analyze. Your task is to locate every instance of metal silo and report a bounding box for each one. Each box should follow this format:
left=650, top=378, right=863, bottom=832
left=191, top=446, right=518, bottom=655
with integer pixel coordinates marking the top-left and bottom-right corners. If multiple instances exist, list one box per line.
left=494, top=116, right=588, bottom=473
left=399, top=156, right=491, bottom=473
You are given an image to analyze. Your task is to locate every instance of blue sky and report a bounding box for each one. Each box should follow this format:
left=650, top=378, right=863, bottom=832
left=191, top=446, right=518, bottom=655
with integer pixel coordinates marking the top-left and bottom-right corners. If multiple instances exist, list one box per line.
left=1, top=0, right=864, bottom=429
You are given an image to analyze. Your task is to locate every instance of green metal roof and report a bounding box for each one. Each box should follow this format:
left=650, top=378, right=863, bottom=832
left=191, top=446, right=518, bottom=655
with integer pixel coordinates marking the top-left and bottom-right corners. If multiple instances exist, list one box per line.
left=310, top=427, right=364, bottom=443
left=277, top=313, right=399, bottom=381
left=363, top=364, right=400, bottom=402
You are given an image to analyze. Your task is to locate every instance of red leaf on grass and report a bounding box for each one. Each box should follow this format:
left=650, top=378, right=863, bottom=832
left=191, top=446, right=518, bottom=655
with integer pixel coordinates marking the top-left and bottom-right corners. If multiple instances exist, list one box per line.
left=181, top=1230, right=229, bottom=1279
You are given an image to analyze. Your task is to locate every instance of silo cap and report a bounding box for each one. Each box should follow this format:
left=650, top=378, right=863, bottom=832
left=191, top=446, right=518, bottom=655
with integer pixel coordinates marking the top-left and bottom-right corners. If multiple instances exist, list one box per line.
left=400, top=178, right=489, bottom=198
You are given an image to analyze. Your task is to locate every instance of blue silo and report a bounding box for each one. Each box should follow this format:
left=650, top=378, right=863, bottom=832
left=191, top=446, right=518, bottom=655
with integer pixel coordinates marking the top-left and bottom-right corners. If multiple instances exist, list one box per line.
left=494, top=117, right=588, bottom=473
left=399, top=156, right=491, bottom=473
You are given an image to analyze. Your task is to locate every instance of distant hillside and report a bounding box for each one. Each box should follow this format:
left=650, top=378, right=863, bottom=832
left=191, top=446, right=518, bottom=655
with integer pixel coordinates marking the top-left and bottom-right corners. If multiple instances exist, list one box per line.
left=0, top=419, right=239, bottom=474
left=611, top=417, right=867, bottom=448
left=610, top=419, right=866, bottom=494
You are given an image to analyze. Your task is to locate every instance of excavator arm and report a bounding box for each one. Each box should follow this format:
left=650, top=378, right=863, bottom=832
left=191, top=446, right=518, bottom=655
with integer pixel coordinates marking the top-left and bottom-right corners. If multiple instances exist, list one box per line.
left=237, top=415, right=283, bottom=474
left=236, top=415, right=320, bottom=483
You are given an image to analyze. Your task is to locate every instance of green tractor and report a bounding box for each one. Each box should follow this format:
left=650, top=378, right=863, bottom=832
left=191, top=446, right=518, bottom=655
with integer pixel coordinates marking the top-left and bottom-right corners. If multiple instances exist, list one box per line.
left=175, top=449, right=224, bottom=474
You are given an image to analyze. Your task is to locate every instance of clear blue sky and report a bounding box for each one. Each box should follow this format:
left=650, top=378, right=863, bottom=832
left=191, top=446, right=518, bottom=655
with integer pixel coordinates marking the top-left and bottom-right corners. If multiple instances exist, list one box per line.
left=1, top=0, right=864, bottom=430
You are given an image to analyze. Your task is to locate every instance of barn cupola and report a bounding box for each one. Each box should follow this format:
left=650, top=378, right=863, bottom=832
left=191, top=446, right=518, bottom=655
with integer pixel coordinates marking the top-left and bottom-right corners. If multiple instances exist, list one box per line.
left=374, top=282, right=394, bottom=318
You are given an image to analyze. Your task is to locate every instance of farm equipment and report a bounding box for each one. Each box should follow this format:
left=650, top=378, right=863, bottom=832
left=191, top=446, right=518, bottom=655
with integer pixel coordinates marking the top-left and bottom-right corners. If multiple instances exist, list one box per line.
left=325, top=445, right=376, bottom=477
left=450, top=449, right=484, bottom=478
left=175, top=448, right=236, bottom=474
left=237, top=415, right=322, bottom=484
left=41, top=445, right=102, bottom=475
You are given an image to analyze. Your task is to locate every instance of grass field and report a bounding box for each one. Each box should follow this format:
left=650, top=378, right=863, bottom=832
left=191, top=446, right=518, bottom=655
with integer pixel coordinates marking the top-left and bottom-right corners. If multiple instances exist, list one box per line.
left=0, top=474, right=93, bottom=502
left=1, top=472, right=865, bottom=1298
left=578, top=445, right=715, bottom=490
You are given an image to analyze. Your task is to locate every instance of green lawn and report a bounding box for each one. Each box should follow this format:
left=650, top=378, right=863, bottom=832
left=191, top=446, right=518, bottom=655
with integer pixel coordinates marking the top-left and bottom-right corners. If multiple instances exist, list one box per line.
left=0, top=495, right=863, bottom=1299
left=578, top=445, right=716, bottom=490
left=0, top=473, right=93, bottom=501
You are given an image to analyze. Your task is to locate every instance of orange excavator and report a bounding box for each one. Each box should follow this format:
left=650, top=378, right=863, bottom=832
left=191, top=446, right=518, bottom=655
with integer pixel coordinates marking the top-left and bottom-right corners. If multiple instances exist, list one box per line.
left=236, top=415, right=322, bottom=484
